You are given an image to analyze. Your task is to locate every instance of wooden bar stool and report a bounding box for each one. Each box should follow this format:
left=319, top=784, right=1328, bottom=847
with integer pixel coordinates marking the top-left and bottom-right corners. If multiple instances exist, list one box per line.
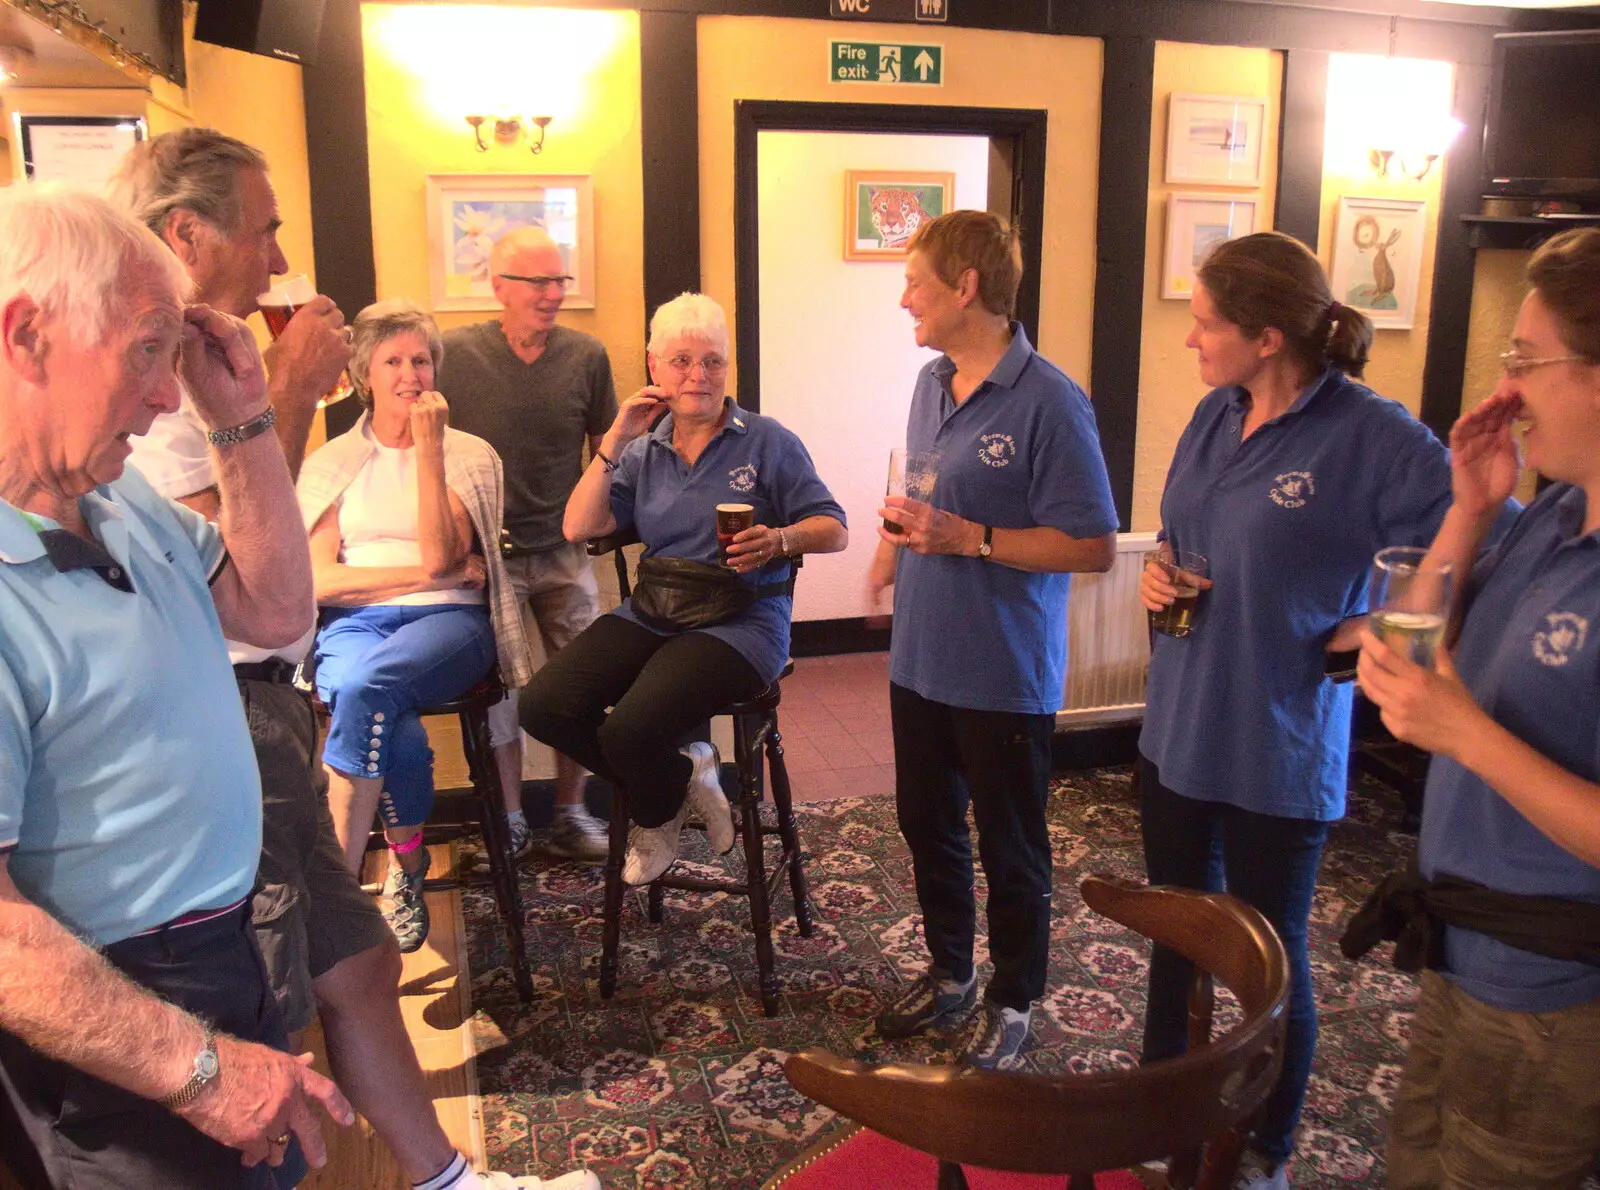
left=588, top=534, right=815, bottom=1017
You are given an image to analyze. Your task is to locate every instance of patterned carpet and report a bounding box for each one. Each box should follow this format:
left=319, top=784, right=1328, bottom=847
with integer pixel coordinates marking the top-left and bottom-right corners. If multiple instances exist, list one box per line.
left=460, top=768, right=1422, bottom=1189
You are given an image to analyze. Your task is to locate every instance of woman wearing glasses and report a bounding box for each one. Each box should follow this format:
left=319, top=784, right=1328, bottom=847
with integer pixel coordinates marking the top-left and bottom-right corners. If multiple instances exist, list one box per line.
left=1359, top=228, right=1600, bottom=1190
left=520, top=293, right=847, bottom=884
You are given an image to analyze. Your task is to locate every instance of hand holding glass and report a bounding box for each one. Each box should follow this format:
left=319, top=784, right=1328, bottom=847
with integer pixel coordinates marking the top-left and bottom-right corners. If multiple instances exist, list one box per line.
left=716, top=504, right=755, bottom=568
left=1368, top=547, right=1453, bottom=669
left=885, top=449, right=938, bottom=535
left=1145, top=547, right=1208, bottom=638
left=257, top=274, right=354, bottom=409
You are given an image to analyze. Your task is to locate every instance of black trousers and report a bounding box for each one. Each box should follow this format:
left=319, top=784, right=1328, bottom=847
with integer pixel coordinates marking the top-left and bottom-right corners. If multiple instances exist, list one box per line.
left=0, top=904, right=303, bottom=1189
left=890, top=682, right=1056, bottom=1011
left=519, top=614, right=765, bottom=828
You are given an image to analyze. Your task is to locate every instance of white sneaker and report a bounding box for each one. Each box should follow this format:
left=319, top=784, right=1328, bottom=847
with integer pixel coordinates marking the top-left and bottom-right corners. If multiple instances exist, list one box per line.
left=622, top=812, right=683, bottom=885
left=475, top=1171, right=601, bottom=1190
left=680, top=741, right=734, bottom=854
left=1232, top=1151, right=1290, bottom=1190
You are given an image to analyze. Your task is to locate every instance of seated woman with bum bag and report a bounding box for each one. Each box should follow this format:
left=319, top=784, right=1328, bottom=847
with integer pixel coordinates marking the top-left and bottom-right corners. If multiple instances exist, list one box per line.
left=630, top=555, right=796, bottom=633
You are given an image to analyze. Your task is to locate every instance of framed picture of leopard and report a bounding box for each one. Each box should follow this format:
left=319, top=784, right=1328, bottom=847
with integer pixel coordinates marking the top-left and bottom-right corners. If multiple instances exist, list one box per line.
left=843, top=170, right=955, bottom=261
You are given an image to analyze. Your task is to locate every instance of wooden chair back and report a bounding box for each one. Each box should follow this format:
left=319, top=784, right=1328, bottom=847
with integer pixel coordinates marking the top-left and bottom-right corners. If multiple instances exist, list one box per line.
left=783, top=876, right=1289, bottom=1189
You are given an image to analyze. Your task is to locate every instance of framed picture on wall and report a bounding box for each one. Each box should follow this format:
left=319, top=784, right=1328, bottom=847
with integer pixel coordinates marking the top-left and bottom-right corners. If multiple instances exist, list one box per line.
left=1162, top=193, right=1260, bottom=300
left=1330, top=196, right=1427, bottom=330
left=13, top=114, right=146, bottom=189
left=843, top=170, right=955, bottom=261
left=425, top=174, right=595, bottom=311
left=1165, top=94, right=1266, bottom=187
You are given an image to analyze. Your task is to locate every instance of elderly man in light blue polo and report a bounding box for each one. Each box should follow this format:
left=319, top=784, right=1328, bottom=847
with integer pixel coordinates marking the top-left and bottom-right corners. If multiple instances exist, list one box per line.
left=0, top=186, right=353, bottom=1188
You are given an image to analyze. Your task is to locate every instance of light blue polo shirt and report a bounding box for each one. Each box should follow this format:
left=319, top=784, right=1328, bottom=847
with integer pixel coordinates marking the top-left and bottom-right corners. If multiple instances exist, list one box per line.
left=609, top=399, right=846, bottom=685
left=1421, top=484, right=1600, bottom=1012
left=0, top=469, right=262, bottom=947
left=1140, top=368, right=1452, bottom=821
left=889, top=324, right=1119, bottom=715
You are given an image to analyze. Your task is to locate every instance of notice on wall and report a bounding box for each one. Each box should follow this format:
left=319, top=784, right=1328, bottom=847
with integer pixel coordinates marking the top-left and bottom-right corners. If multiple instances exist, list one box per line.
left=16, top=115, right=147, bottom=190
left=830, top=41, right=944, bottom=85
left=829, top=0, right=948, bottom=22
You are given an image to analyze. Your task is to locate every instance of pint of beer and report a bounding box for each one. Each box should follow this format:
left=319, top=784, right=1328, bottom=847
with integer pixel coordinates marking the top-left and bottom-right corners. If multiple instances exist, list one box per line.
left=1368, top=547, right=1453, bottom=669
left=256, top=274, right=354, bottom=409
left=885, top=448, right=938, bottom=535
left=1146, top=548, right=1208, bottom=638
left=716, top=504, right=755, bottom=567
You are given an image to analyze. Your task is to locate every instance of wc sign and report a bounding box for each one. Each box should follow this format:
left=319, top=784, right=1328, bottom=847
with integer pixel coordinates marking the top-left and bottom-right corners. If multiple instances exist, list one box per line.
left=829, top=0, right=950, bottom=22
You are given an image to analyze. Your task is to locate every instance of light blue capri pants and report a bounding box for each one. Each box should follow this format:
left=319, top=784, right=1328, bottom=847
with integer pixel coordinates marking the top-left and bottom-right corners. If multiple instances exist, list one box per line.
left=314, top=603, right=496, bottom=828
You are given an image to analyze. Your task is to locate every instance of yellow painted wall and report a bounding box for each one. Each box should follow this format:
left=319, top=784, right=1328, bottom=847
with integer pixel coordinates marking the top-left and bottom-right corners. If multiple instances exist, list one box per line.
left=697, top=16, right=1102, bottom=394
left=360, top=5, right=645, bottom=390
left=1133, top=43, right=1282, bottom=532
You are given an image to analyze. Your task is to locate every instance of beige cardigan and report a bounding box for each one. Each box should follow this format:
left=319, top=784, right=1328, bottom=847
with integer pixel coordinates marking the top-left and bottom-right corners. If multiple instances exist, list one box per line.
left=296, top=413, right=533, bottom=689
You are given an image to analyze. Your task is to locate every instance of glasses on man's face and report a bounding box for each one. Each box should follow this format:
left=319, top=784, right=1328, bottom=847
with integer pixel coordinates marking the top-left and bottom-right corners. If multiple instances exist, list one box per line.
left=1499, top=349, right=1587, bottom=377
left=499, top=273, right=573, bottom=292
left=663, top=352, right=730, bottom=377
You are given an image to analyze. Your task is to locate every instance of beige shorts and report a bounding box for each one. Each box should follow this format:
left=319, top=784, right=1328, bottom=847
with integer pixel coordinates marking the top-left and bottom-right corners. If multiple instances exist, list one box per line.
left=488, top=542, right=601, bottom=747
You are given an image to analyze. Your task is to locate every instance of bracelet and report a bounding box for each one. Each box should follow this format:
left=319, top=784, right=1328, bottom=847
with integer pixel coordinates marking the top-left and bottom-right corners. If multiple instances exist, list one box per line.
left=595, top=449, right=618, bottom=473
left=205, top=405, right=276, bottom=447
left=777, top=528, right=790, bottom=557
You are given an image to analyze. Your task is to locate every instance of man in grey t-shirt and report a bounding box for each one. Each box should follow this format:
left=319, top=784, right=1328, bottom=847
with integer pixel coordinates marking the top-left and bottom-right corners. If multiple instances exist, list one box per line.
left=435, top=227, right=616, bottom=862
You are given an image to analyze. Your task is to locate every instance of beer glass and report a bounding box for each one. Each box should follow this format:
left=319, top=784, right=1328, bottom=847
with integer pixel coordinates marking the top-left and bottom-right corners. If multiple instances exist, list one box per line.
left=1146, top=547, right=1208, bottom=638
left=1369, top=547, right=1453, bottom=669
left=716, top=504, right=755, bottom=567
left=256, top=274, right=354, bottom=409
left=885, top=448, right=938, bottom=535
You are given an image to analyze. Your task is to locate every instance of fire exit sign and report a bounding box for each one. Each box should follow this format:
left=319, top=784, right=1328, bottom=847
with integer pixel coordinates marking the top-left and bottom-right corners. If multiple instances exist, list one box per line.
left=830, top=40, right=944, bottom=86
left=829, top=0, right=949, bottom=22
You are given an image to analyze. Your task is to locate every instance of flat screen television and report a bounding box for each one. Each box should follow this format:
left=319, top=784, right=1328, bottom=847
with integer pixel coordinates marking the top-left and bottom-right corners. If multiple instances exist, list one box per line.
left=1484, top=30, right=1600, bottom=206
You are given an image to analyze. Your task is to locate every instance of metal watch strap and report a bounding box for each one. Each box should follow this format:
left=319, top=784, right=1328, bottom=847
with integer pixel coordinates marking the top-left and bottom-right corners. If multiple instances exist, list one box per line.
left=206, top=405, right=277, bottom=448
left=159, top=1025, right=220, bottom=1109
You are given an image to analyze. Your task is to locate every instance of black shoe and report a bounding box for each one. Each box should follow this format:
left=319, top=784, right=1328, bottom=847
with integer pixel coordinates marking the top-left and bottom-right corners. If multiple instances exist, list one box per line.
left=382, top=849, right=431, bottom=953
left=876, top=968, right=977, bottom=1039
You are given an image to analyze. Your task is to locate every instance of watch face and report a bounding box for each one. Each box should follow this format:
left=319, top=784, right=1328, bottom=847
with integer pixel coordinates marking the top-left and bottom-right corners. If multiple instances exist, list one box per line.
left=197, top=1050, right=220, bottom=1079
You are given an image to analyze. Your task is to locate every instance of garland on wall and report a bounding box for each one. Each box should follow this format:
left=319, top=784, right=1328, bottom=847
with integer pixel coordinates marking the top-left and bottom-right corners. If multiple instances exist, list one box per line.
left=0, top=0, right=182, bottom=84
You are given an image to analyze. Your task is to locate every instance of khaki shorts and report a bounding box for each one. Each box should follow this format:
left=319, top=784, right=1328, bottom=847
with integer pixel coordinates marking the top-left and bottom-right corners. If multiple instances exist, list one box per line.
left=488, top=542, right=601, bottom=747
left=242, top=678, right=392, bottom=1035
left=1388, top=968, right=1600, bottom=1190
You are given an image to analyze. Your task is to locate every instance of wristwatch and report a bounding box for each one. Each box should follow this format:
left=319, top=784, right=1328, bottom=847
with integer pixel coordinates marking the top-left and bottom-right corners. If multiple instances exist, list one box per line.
left=206, top=405, right=277, bottom=448
left=977, top=525, right=993, bottom=559
left=160, top=1025, right=220, bottom=1109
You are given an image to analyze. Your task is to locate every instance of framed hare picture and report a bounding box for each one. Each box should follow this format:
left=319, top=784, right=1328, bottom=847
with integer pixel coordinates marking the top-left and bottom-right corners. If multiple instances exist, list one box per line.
left=1330, top=196, right=1426, bottom=330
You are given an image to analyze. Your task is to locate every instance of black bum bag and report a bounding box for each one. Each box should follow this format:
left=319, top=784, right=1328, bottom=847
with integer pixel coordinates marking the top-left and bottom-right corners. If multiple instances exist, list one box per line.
left=631, top=556, right=795, bottom=632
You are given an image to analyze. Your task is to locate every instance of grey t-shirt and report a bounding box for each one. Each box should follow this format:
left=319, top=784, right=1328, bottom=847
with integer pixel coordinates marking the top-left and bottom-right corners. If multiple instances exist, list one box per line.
left=436, top=321, right=617, bottom=554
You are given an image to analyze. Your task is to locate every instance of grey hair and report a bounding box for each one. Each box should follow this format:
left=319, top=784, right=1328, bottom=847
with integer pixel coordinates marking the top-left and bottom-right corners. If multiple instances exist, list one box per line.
left=106, top=127, right=268, bottom=239
left=647, top=292, right=729, bottom=357
left=489, top=225, right=560, bottom=276
left=0, top=184, right=189, bottom=346
left=349, top=299, right=444, bottom=408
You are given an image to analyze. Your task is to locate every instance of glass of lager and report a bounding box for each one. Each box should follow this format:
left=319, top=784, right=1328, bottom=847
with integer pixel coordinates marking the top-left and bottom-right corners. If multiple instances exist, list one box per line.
left=1368, top=547, right=1453, bottom=669
left=256, top=274, right=354, bottom=409
left=1146, top=546, right=1208, bottom=638
left=884, top=448, right=939, bottom=535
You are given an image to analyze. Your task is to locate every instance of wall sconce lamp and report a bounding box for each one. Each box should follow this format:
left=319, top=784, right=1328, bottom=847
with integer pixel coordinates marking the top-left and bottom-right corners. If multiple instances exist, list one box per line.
left=1368, top=116, right=1464, bottom=182
left=465, top=114, right=553, bottom=154
left=0, top=44, right=35, bottom=83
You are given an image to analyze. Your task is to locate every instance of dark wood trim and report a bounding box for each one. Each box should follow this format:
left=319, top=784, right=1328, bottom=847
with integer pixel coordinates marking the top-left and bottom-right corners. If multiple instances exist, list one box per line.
left=1089, top=35, right=1155, bottom=533
left=732, top=100, right=1048, bottom=414
left=640, top=12, right=701, bottom=355
left=1275, top=49, right=1327, bottom=249
left=791, top=617, right=891, bottom=657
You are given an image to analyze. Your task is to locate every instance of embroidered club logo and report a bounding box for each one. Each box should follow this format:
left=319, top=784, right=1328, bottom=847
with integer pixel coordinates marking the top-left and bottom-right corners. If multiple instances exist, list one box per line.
left=1533, top=612, right=1588, bottom=668
left=1269, top=471, right=1315, bottom=509
left=978, top=433, right=1016, bottom=468
left=728, top=464, right=758, bottom=494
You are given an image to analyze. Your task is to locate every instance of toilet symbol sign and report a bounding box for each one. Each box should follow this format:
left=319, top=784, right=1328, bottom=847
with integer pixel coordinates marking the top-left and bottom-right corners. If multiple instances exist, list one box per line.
left=830, top=0, right=949, bottom=20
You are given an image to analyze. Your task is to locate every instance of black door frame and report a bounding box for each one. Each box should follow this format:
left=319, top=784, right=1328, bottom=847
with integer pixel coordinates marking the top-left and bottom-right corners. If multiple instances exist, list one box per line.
left=732, top=100, right=1049, bottom=413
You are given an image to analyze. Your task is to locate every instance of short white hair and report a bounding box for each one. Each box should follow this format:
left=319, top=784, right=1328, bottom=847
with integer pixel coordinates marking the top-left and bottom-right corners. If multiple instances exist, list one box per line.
left=647, top=292, right=729, bottom=357
left=0, top=185, right=188, bottom=345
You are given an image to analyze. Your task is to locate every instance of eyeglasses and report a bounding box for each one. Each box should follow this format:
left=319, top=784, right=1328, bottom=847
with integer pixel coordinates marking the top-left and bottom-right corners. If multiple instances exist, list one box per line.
left=1499, top=349, right=1589, bottom=376
left=662, top=352, right=729, bottom=377
left=498, top=273, right=573, bottom=291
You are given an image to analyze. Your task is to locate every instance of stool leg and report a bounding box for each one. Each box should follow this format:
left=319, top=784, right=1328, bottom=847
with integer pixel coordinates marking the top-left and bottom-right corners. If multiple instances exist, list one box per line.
left=600, top=786, right=628, bottom=1002
left=767, top=717, right=813, bottom=939
left=735, top=711, right=780, bottom=1017
left=461, top=705, right=532, bottom=1003
left=647, top=881, right=664, bottom=924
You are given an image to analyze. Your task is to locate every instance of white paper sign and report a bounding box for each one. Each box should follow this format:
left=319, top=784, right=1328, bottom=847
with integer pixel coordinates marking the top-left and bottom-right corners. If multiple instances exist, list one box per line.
left=18, top=117, right=146, bottom=190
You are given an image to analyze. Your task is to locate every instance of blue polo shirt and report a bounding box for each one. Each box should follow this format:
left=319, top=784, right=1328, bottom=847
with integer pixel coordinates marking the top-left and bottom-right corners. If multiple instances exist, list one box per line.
left=1140, top=368, right=1452, bottom=821
left=609, top=400, right=845, bottom=684
left=1420, top=484, right=1600, bottom=1012
left=889, top=324, right=1118, bottom=715
left=0, top=470, right=262, bottom=946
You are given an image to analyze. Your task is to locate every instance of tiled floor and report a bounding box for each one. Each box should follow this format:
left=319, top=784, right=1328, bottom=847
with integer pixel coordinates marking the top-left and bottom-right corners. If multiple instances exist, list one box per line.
left=774, top=651, right=897, bottom=802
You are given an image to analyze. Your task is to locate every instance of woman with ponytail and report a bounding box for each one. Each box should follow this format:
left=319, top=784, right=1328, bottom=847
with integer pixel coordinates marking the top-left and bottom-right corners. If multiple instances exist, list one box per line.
left=1136, top=231, right=1454, bottom=1188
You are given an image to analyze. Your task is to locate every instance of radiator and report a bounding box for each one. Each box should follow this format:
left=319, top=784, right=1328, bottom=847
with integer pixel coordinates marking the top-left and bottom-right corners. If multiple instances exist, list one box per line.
left=1058, top=531, right=1159, bottom=727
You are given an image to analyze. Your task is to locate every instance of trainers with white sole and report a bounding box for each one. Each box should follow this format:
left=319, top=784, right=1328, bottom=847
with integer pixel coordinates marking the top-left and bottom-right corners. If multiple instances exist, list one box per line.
left=621, top=809, right=684, bottom=885
left=680, top=741, right=734, bottom=854
left=473, top=1171, right=600, bottom=1190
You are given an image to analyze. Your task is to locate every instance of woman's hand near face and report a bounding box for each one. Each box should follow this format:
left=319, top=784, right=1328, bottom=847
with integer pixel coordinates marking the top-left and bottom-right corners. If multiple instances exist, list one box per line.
left=409, top=392, right=449, bottom=454
left=607, top=387, right=667, bottom=448
left=1449, top=390, right=1523, bottom=521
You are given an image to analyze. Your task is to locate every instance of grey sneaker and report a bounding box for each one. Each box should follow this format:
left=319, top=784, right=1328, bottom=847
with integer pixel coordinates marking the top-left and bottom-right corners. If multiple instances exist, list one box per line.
left=506, top=816, right=532, bottom=862
left=876, top=967, right=977, bottom=1039
left=381, top=848, right=431, bottom=953
left=960, top=1000, right=1031, bottom=1070
left=544, top=807, right=608, bottom=862
left=680, top=741, right=733, bottom=854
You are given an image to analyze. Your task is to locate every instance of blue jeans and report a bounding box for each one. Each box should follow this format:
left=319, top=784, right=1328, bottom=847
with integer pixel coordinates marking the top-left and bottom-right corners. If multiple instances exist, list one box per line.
left=314, top=604, right=495, bottom=828
left=1138, top=757, right=1329, bottom=1164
